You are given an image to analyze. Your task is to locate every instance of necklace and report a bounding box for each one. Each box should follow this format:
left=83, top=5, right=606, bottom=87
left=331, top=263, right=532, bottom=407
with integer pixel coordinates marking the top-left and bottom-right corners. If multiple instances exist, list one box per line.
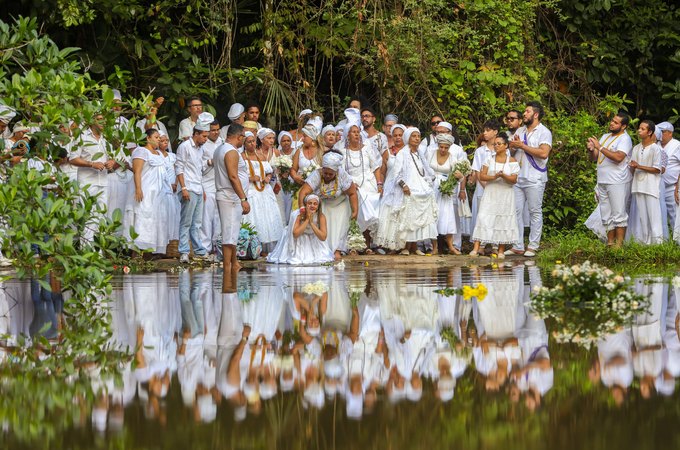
left=346, top=147, right=366, bottom=187
left=597, top=133, right=624, bottom=164
left=246, top=152, right=266, bottom=192
left=410, top=150, right=425, bottom=177
left=320, top=177, right=339, bottom=199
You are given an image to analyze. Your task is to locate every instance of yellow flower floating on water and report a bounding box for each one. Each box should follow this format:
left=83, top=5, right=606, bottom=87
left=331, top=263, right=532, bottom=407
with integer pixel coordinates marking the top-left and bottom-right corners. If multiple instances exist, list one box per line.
left=475, top=283, right=488, bottom=301
left=462, top=286, right=475, bottom=301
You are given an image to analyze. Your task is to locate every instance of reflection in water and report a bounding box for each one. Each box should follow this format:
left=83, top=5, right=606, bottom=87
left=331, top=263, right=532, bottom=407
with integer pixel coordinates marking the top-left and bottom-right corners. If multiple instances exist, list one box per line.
left=4, top=265, right=680, bottom=447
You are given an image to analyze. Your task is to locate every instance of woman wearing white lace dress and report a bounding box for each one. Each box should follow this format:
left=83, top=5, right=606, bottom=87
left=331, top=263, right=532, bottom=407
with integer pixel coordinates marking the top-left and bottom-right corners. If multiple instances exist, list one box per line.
left=159, top=132, right=180, bottom=242
left=241, top=132, right=284, bottom=255
left=298, top=151, right=359, bottom=260
left=375, top=124, right=405, bottom=252
left=376, top=127, right=437, bottom=254
left=428, top=133, right=466, bottom=255
left=470, top=134, right=520, bottom=257
left=127, top=129, right=169, bottom=254
left=343, top=123, right=383, bottom=250
left=267, top=194, right=334, bottom=264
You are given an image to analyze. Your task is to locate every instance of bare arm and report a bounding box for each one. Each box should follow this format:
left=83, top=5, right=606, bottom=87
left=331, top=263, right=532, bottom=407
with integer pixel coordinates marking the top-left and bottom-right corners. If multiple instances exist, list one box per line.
left=132, top=158, right=145, bottom=202
left=290, top=150, right=304, bottom=184
left=226, top=150, right=250, bottom=214
left=345, top=184, right=359, bottom=219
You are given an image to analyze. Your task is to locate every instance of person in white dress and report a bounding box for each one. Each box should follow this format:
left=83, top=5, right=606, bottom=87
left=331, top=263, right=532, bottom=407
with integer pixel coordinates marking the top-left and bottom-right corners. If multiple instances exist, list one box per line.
left=629, top=120, right=663, bottom=244
left=427, top=133, right=467, bottom=254
left=470, top=134, right=520, bottom=257
left=298, top=151, right=358, bottom=260
left=199, top=120, right=223, bottom=255
left=290, top=118, right=324, bottom=189
left=241, top=132, right=284, bottom=255
left=158, top=132, right=180, bottom=243
left=376, top=127, right=437, bottom=255
left=469, top=120, right=499, bottom=249
left=342, top=121, right=383, bottom=250
left=267, top=194, right=334, bottom=264
left=275, top=131, right=296, bottom=225
left=127, top=129, right=169, bottom=254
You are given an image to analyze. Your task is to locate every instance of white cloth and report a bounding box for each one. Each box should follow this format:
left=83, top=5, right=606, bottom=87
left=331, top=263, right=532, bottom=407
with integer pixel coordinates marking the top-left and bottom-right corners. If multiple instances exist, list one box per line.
left=429, top=149, right=462, bottom=236
left=162, top=152, right=180, bottom=241
left=597, top=182, right=631, bottom=230
left=472, top=157, right=520, bottom=245
left=217, top=199, right=242, bottom=246
left=631, top=143, right=661, bottom=198
left=267, top=209, right=335, bottom=264
left=175, top=138, right=206, bottom=195
left=632, top=193, right=663, bottom=244
left=596, top=132, right=633, bottom=185
left=178, top=117, right=196, bottom=141
left=514, top=123, right=552, bottom=187
left=470, top=145, right=494, bottom=234
left=70, top=129, right=110, bottom=187
left=241, top=159, right=284, bottom=245
left=344, top=143, right=381, bottom=233
left=127, top=147, right=169, bottom=253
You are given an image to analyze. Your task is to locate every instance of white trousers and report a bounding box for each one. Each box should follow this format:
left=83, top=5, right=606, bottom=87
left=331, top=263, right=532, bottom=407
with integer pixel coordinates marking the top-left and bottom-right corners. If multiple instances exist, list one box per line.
left=633, top=193, right=663, bottom=244
left=513, top=183, right=545, bottom=251
left=597, top=183, right=631, bottom=231
left=82, top=184, right=109, bottom=244
left=201, top=191, right=220, bottom=253
left=664, top=186, right=676, bottom=238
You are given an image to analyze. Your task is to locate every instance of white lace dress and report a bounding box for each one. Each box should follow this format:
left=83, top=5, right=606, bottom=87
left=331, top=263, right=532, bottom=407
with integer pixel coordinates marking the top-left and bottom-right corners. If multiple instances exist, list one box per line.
left=241, top=158, right=284, bottom=248
left=471, top=155, right=520, bottom=245
left=429, top=151, right=458, bottom=236
left=305, top=169, right=353, bottom=253
left=267, top=209, right=335, bottom=265
left=344, top=143, right=382, bottom=233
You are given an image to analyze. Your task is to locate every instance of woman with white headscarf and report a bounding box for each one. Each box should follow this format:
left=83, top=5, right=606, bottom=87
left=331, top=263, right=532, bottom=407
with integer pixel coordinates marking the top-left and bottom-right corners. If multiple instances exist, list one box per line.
left=275, top=131, right=296, bottom=225
left=376, top=127, right=437, bottom=254
left=158, top=131, right=180, bottom=244
left=427, top=133, right=466, bottom=255
left=241, top=131, right=284, bottom=255
left=343, top=121, right=383, bottom=250
left=290, top=117, right=324, bottom=187
left=267, top=193, right=334, bottom=264
left=298, top=151, right=358, bottom=260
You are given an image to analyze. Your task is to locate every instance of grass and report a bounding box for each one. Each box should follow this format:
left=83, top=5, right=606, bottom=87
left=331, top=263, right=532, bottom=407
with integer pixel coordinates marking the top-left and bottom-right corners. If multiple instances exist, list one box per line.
left=538, top=231, right=680, bottom=275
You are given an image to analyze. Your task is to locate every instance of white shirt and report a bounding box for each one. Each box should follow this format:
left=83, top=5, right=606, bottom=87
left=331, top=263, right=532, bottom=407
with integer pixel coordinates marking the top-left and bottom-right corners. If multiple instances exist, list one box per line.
left=631, top=142, right=661, bottom=197
left=472, top=145, right=494, bottom=195
left=202, top=137, right=223, bottom=194
left=69, top=128, right=110, bottom=187
left=515, top=123, right=552, bottom=187
left=215, top=143, right=249, bottom=202
left=367, top=132, right=388, bottom=156
left=175, top=138, right=206, bottom=195
left=596, top=132, right=633, bottom=185
left=178, top=117, right=196, bottom=141
left=136, top=119, right=172, bottom=151
left=662, top=138, right=680, bottom=187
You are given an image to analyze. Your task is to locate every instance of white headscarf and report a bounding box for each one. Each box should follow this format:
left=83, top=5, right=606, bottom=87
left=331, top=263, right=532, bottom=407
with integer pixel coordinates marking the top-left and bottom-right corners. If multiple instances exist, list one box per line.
left=322, top=124, right=336, bottom=136
left=390, top=124, right=406, bottom=136
left=436, top=133, right=456, bottom=147
left=278, top=130, right=292, bottom=146
left=322, top=151, right=344, bottom=171
left=402, top=127, right=421, bottom=149
left=256, top=127, right=275, bottom=141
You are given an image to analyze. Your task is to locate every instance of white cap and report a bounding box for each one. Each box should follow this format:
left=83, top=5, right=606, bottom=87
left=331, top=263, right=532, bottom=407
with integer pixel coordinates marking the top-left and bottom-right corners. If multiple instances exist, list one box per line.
left=195, top=112, right=215, bottom=131
left=256, top=127, right=275, bottom=141
left=322, top=124, right=336, bottom=136
left=657, top=121, right=674, bottom=133
left=112, top=89, right=122, bottom=101
left=12, top=123, right=30, bottom=134
left=0, top=105, right=17, bottom=124
left=439, top=121, right=453, bottom=131
left=228, top=103, right=245, bottom=120
left=322, top=151, right=344, bottom=171
left=299, top=109, right=313, bottom=119
left=259, top=381, right=277, bottom=400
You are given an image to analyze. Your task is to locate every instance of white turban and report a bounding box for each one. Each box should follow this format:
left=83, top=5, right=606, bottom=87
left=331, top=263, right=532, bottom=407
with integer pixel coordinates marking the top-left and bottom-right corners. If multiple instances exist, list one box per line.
left=439, top=121, right=453, bottom=131
left=437, top=377, right=456, bottom=402
left=322, top=124, right=336, bottom=136
left=194, top=112, right=214, bottom=131
left=390, top=124, right=406, bottom=136
left=244, top=131, right=255, bottom=139
left=346, top=392, right=363, bottom=419
left=436, top=133, right=456, bottom=146
left=197, top=394, right=217, bottom=423
left=322, top=151, right=344, bottom=171
left=228, top=103, right=245, bottom=120
left=298, top=108, right=313, bottom=119
left=301, top=124, right=319, bottom=140
left=278, top=130, right=292, bottom=145
left=657, top=121, right=674, bottom=133
left=112, top=89, right=122, bottom=101
left=256, top=127, right=275, bottom=141
left=406, top=381, right=423, bottom=402
left=324, top=357, right=344, bottom=379
left=304, top=383, right=325, bottom=409
left=402, top=127, right=421, bottom=147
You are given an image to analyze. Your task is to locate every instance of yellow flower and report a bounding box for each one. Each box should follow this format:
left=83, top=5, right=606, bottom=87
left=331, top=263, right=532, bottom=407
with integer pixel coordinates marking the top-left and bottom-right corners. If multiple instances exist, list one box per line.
left=475, top=283, right=488, bottom=301
left=555, top=260, right=562, bottom=264
left=462, top=286, right=474, bottom=301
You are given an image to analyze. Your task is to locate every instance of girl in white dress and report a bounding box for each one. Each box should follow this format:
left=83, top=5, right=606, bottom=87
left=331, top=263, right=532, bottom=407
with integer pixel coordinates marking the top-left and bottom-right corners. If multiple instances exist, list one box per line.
left=241, top=133, right=284, bottom=255
left=470, top=134, right=520, bottom=257
left=378, top=127, right=438, bottom=254
left=298, top=151, right=359, bottom=260
left=128, top=129, right=169, bottom=254
left=343, top=123, right=383, bottom=249
left=469, top=123, right=499, bottom=243
left=428, top=133, right=466, bottom=254
left=267, top=194, right=334, bottom=264
left=159, top=132, right=180, bottom=242
left=376, top=124, right=406, bottom=251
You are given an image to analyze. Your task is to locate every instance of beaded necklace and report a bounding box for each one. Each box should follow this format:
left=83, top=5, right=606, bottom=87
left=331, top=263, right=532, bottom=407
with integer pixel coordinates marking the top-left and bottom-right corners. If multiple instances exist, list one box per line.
left=345, top=145, right=366, bottom=187
left=319, top=176, right=339, bottom=199
left=410, top=150, right=425, bottom=177
left=246, top=151, right=266, bottom=192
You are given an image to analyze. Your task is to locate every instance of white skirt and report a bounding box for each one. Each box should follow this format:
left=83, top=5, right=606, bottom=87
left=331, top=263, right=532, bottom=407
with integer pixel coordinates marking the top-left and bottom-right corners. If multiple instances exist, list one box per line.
left=324, top=195, right=351, bottom=253
left=434, top=184, right=458, bottom=236
left=397, top=194, right=438, bottom=244
left=165, top=191, right=181, bottom=241
left=357, top=187, right=380, bottom=233
left=267, top=209, right=335, bottom=265
left=375, top=202, right=401, bottom=250
left=242, top=184, right=284, bottom=245
left=472, top=181, right=519, bottom=245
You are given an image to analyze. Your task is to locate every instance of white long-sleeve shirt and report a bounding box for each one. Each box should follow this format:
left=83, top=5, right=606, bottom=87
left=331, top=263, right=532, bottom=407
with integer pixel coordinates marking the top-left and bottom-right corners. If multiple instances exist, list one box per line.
left=175, top=138, right=206, bottom=195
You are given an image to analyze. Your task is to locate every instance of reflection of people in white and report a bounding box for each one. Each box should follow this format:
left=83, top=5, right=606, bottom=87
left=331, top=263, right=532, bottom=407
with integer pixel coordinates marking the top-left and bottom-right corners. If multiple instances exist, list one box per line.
left=586, top=113, right=633, bottom=248
left=629, top=120, right=663, bottom=244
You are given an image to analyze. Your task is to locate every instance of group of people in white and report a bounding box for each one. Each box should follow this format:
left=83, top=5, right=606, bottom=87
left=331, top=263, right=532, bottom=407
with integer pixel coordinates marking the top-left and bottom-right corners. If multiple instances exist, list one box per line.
left=2, top=94, right=680, bottom=267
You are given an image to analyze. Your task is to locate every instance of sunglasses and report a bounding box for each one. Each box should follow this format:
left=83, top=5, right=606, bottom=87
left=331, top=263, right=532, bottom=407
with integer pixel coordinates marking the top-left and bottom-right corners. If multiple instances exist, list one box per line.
left=505, top=116, right=519, bottom=121
left=431, top=120, right=441, bottom=126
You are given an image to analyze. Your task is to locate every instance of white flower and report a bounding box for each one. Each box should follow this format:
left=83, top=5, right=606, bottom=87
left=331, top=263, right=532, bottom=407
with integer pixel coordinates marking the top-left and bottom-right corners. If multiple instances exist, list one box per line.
left=672, top=276, right=680, bottom=288
left=301, top=281, right=329, bottom=295
left=335, top=260, right=345, bottom=270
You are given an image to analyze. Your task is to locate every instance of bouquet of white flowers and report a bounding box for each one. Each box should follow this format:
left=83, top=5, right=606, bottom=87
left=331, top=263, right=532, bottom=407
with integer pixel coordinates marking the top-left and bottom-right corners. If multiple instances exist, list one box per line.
left=301, top=162, right=319, bottom=180
left=271, top=154, right=293, bottom=170
left=347, top=219, right=366, bottom=251
left=301, top=281, right=329, bottom=295
left=451, top=158, right=472, bottom=177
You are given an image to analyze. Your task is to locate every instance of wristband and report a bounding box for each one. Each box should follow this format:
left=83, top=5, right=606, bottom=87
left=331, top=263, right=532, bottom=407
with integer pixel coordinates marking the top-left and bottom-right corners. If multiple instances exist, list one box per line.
left=181, top=187, right=188, bottom=191
left=240, top=197, right=248, bottom=202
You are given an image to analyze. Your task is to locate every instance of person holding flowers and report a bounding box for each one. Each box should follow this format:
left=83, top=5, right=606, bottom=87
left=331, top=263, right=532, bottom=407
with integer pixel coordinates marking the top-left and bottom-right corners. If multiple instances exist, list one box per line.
left=273, top=132, right=296, bottom=225
left=428, top=133, right=469, bottom=254
left=469, top=134, right=520, bottom=258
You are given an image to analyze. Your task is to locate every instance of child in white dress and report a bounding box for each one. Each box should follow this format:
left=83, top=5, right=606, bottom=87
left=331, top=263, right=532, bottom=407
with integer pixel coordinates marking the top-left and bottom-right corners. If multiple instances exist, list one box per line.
left=470, top=134, right=520, bottom=258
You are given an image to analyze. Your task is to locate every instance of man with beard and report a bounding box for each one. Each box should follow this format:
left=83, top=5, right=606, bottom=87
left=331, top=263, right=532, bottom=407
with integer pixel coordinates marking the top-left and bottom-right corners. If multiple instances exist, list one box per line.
left=586, top=113, right=633, bottom=248
left=504, top=109, right=522, bottom=139
left=507, top=101, right=552, bottom=257
left=361, top=107, right=388, bottom=160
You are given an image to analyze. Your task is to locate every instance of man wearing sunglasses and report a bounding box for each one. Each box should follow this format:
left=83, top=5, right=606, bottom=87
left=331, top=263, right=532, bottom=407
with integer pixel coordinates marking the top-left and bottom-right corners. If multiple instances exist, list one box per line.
left=504, top=110, right=522, bottom=139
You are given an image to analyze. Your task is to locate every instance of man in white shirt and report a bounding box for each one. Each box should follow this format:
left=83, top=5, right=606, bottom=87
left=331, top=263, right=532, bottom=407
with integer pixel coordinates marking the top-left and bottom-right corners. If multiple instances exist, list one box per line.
left=215, top=123, right=249, bottom=275
left=176, top=112, right=213, bottom=263
left=69, top=115, right=119, bottom=242
left=360, top=107, right=388, bottom=158
left=219, top=103, right=245, bottom=141
left=504, top=109, right=522, bottom=139
left=657, top=122, right=680, bottom=230
left=201, top=120, right=224, bottom=256
left=244, top=102, right=262, bottom=130
left=178, top=96, right=204, bottom=141
left=507, top=101, right=552, bottom=257
left=586, top=112, right=633, bottom=248
left=418, top=114, right=445, bottom=157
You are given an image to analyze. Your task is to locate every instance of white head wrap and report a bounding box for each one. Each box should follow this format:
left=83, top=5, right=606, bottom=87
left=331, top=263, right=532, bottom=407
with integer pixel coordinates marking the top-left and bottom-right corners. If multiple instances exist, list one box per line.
left=436, top=133, right=456, bottom=146
left=259, top=382, right=277, bottom=400
left=0, top=104, right=17, bottom=124
left=657, top=121, right=674, bottom=133
left=256, top=127, right=275, bottom=142
left=194, top=112, right=215, bottom=131
left=402, top=127, right=421, bottom=148
left=228, top=103, right=245, bottom=120
left=342, top=108, right=362, bottom=145
left=299, top=108, right=313, bottom=119
left=234, top=405, right=247, bottom=422
left=302, top=124, right=320, bottom=140
left=438, top=121, right=453, bottom=131
left=346, top=392, right=363, bottom=419
left=437, top=378, right=456, bottom=402
left=278, top=130, right=293, bottom=146
left=390, top=124, right=406, bottom=136
left=304, top=383, right=325, bottom=409
left=244, top=131, right=255, bottom=139
left=197, top=394, right=217, bottom=423
left=384, top=114, right=399, bottom=124
left=280, top=373, right=295, bottom=392
left=12, top=123, right=30, bottom=134
left=112, top=89, right=122, bottom=101
left=304, top=193, right=320, bottom=204
left=324, top=381, right=338, bottom=397
left=322, top=151, right=344, bottom=171
left=322, top=124, right=336, bottom=136
left=406, top=381, right=423, bottom=402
